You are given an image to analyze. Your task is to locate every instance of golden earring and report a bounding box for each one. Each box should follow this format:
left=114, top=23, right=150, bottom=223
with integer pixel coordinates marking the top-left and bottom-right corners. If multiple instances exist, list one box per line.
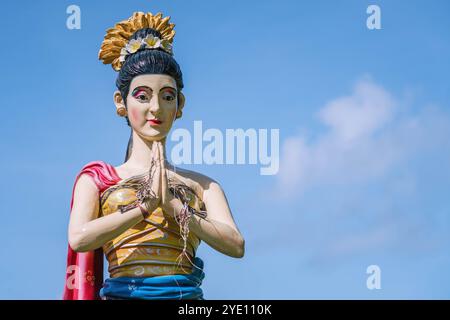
left=117, top=107, right=127, bottom=117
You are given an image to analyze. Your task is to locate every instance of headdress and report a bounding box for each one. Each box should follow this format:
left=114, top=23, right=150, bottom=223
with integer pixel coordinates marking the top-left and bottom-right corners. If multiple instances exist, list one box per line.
left=98, top=12, right=176, bottom=71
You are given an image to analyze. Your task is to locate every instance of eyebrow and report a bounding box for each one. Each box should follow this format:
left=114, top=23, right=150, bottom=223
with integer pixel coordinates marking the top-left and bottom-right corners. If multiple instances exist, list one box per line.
left=132, top=85, right=177, bottom=93
left=161, top=86, right=177, bottom=93
left=131, top=87, right=147, bottom=95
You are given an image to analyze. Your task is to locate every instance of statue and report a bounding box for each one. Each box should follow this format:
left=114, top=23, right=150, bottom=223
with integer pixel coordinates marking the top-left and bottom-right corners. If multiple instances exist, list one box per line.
left=63, top=12, right=245, bottom=300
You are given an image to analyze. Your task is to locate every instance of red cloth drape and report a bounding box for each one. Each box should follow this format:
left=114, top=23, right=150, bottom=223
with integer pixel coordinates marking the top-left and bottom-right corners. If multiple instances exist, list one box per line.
left=63, top=161, right=121, bottom=300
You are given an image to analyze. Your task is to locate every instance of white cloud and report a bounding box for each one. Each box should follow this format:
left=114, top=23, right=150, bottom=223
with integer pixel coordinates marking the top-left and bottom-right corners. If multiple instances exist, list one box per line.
left=319, top=77, right=394, bottom=142
left=264, top=76, right=450, bottom=264
left=277, top=77, right=450, bottom=195
left=243, top=77, right=450, bottom=279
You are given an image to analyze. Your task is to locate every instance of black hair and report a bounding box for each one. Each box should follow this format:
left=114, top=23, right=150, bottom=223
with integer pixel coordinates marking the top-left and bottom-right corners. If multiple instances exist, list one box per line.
left=116, top=28, right=184, bottom=162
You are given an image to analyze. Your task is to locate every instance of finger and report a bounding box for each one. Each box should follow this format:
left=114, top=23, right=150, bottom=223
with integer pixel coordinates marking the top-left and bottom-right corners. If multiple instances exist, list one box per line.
left=159, top=142, right=168, bottom=204
left=160, top=137, right=167, bottom=161
left=153, top=169, right=161, bottom=207
left=148, top=141, right=158, bottom=181
left=152, top=142, right=161, bottom=196
left=159, top=140, right=166, bottom=168
left=151, top=140, right=158, bottom=167
left=161, top=171, right=168, bottom=205
left=158, top=141, right=167, bottom=185
left=154, top=140, right=161, bottom=163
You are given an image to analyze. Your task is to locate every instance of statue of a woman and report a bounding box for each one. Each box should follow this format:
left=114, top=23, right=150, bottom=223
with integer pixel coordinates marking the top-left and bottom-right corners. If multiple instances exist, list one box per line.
left=63, top=12, right=245, bottom=300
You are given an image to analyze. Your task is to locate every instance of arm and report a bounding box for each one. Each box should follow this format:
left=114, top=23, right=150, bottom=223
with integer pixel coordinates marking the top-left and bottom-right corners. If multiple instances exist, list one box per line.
left=70, top=143, right=163, bottom=252
left=188, top=180, right=245, bottom=258
left=68, top=174, right=145, bottom=252
left=158, top=144, right=245, bottom=258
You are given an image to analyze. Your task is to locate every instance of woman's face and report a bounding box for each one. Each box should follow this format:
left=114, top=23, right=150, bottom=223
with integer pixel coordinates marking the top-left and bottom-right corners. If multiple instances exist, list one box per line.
left=117, top=74, right=184, bottom=141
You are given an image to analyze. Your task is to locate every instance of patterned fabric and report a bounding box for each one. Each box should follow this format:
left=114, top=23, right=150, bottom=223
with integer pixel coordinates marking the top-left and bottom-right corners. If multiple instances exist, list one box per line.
left=100, top=256, right=205, bottom=300
left=99, top=167, right=202, bottom=279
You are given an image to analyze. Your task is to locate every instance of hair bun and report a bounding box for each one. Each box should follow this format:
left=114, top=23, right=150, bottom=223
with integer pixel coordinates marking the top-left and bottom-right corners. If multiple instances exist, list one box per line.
left=99, top=12, right=176, bottom=71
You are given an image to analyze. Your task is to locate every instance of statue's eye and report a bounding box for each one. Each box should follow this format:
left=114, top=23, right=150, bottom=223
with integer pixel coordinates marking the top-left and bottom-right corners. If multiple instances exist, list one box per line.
left=162, top=88, right=176, bottom=102
left=163, top=94, right=175, bottom=101
left=132, top=89, right=149, bottom=102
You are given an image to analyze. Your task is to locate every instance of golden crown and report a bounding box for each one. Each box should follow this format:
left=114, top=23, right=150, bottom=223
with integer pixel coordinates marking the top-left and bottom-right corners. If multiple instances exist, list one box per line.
left=98, top=12, right=176, bottom=71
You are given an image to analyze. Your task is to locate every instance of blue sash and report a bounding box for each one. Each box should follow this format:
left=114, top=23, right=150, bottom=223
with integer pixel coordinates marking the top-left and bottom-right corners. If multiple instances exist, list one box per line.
left=100, top=257, right=205, bottom=300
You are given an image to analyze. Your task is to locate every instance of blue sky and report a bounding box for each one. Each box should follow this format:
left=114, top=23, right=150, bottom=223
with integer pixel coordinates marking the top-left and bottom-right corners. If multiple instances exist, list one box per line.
left=0, top=0, right=449, bottom=299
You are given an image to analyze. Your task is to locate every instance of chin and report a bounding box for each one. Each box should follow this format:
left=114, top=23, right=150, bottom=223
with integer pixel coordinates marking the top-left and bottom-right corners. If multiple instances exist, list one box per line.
left=140, top=130, right=168, bottom=141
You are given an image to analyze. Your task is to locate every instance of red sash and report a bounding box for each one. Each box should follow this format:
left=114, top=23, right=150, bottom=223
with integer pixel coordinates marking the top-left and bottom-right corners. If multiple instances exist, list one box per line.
left=63, top=161, right=121, bottom=300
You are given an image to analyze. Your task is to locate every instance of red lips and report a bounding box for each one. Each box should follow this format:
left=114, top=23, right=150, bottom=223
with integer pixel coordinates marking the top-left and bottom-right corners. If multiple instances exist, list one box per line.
left=147, top=119, right=162, bottom=125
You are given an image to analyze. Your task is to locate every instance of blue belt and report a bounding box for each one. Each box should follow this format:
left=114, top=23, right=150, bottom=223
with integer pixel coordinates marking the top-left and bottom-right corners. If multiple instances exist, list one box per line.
left=100, top=257, right=205, bottom=300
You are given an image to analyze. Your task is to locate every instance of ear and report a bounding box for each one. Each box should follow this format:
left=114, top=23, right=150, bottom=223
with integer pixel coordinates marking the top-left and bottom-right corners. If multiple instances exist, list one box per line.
left=113, top=91, right=127, bottom=116
left=176, top=92, right=185, bottom=120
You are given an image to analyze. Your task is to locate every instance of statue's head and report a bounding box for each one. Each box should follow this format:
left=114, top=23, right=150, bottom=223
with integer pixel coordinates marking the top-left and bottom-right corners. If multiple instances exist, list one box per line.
left=99, top=12, right=185, bottom=160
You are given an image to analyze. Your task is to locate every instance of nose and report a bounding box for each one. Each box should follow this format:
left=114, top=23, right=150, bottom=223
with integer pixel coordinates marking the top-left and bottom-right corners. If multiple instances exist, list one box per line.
left=148, top=93, right=161, bottom=115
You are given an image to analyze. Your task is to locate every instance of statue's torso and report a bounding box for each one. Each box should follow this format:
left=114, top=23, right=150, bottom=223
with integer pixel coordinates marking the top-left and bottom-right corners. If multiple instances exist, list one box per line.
left=99, top=173, right=203, bottom=278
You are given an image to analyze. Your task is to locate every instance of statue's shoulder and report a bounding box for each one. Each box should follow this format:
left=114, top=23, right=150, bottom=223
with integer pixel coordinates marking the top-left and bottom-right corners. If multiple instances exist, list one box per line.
left=75, top=160, right=120, bottom=193
left=171, top=166, right=218, bottom=190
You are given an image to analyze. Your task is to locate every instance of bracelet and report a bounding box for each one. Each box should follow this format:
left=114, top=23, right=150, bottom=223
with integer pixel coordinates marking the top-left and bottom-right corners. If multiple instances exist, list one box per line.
left=119, top=202, right=149, bottom=219
left=138, top=203, right=150, bottom=219
left=119, top=203, right=138, bottom=214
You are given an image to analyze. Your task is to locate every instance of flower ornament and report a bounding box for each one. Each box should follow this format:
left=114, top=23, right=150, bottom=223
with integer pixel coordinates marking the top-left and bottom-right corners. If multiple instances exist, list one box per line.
left=99, top=12, right=176, bottom=71
left=126, top=38, right=144, bottom=53
left=116, top=34, right=174, bottom=64
left=143, top=34, right=161, bottom=48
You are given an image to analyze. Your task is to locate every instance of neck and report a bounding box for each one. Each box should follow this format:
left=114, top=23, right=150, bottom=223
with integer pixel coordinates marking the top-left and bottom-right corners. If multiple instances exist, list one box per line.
left=126, top=130, right=168, bottom=169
